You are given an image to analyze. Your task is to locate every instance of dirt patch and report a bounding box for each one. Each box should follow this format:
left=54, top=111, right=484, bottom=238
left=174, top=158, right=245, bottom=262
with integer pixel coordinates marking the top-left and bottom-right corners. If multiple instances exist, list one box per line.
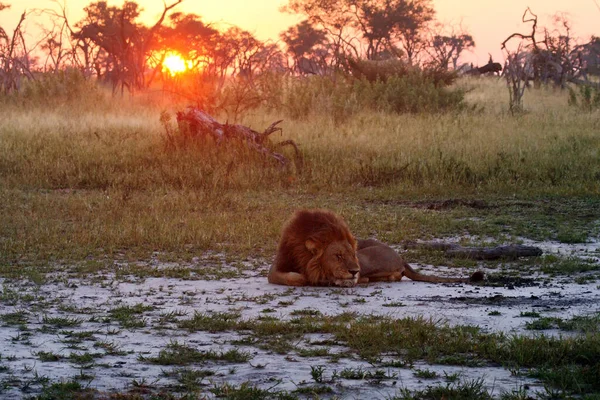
left=413, top=199, right=490, bottom=210
left=449, top=292, right=598, bottom=310
left=482, top=274, right=538, bottom=288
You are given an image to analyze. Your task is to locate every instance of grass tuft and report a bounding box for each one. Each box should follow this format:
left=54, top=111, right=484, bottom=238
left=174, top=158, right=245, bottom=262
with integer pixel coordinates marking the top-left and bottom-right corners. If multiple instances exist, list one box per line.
left=141, top=342, right=251, bottom=366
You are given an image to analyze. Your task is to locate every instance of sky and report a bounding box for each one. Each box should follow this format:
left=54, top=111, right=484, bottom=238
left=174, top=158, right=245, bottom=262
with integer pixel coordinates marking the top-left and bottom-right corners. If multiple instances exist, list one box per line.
left=1, top=0, right=599, bottom=65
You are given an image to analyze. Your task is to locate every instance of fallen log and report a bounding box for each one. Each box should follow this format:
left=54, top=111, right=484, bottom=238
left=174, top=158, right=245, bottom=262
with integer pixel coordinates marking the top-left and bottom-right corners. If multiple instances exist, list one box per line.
left=403, top=241, right=542, bottom=260
left=174, top=107, right=302, bottom=171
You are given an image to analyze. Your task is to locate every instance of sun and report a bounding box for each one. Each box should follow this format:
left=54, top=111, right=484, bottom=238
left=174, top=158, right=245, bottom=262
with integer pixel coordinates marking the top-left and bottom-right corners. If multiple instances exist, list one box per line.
left=162, top=52, right=188, bottom=76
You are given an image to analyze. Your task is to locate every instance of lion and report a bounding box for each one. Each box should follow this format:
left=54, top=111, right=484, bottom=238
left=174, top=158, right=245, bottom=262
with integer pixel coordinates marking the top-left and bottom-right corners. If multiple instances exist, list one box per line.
left=268, top=209, right=361, bottom=287
left=268, top=209, right=484, bottom=287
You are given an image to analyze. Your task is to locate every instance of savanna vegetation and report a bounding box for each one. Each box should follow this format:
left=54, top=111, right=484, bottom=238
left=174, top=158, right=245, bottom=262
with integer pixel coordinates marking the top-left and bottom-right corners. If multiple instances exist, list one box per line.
left=1, top=0, right=600, bottom=398
left=1, top=73, right=598, bottom=265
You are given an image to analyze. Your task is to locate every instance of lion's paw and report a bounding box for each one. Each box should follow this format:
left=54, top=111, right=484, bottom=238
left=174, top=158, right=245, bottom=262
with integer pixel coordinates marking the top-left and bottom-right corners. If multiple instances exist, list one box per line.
left=335, top=279, right=358, bottom=288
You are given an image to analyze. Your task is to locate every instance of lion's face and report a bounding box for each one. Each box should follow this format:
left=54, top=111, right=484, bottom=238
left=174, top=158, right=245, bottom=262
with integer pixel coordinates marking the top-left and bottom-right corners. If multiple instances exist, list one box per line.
left=307, top=239, right=360, bottom=287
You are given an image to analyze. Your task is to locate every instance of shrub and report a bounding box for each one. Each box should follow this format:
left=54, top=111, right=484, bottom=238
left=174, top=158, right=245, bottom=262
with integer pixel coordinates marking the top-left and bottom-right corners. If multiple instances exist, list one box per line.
left=568, top=84, right=600, bottom=111
left=10, top=68, right=103, bottom=107
left=278, top=69, right=464, bottom=122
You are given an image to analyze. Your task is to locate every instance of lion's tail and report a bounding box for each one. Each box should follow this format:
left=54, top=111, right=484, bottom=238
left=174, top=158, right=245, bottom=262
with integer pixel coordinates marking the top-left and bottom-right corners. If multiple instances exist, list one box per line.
left=403, top=263, right=484, bottom=283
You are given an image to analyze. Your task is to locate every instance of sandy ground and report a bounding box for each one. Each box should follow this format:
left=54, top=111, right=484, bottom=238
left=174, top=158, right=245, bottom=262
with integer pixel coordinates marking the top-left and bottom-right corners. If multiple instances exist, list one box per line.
left=0, top=239, right=599, bottom=398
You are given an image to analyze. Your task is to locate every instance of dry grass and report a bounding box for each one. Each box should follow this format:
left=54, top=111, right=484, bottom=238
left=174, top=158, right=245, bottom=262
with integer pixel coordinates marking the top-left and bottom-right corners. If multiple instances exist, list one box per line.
left=0, top=77, right=599, bottom=262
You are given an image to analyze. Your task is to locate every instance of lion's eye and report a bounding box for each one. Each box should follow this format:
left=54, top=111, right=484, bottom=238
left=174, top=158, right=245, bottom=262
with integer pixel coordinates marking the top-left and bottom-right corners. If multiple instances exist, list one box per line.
left=336, top=254, right=343, bottom=261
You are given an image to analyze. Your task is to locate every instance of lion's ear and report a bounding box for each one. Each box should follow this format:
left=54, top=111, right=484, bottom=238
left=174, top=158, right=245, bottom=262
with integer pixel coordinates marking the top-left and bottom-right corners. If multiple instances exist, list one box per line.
left=349, top=235, right=357, bottom=250
left=305, top=239, right=320, bottom=255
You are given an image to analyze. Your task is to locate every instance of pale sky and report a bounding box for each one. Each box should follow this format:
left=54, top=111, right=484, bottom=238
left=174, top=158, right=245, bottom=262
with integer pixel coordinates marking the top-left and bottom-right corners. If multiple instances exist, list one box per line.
left=1, top=0, right=599, bottom=65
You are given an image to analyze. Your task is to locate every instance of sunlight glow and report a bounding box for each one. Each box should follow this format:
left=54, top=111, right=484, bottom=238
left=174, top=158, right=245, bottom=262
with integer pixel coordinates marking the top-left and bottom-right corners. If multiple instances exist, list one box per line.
left=162, top=52, right=188, bottom=76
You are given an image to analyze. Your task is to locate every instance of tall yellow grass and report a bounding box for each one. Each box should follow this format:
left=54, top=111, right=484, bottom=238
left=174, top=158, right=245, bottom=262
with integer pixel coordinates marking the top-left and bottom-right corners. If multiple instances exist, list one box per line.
left=2, top=77, right=598, bottom=192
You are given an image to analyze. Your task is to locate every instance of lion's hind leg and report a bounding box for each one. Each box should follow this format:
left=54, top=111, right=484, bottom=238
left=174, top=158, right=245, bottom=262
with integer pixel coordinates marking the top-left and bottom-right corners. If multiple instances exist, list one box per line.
left=361, top=271, right=404, bottom=282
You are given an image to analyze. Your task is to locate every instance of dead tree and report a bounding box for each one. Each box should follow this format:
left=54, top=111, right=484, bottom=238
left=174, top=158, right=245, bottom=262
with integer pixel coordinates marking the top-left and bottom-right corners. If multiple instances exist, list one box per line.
left=173, top=107, right=303, bottom=171
left=501, top=8, right=540, bottom=56
left=504, top=48, right=530, bottom=114
left=502, top=8, right=587, bottom=89
left=0, top=10, right=34, bottom=95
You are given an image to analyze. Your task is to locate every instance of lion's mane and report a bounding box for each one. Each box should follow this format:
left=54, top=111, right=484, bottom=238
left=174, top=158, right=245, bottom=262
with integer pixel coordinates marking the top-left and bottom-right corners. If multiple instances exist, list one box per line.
left=273, top=209, right=357, bottom=285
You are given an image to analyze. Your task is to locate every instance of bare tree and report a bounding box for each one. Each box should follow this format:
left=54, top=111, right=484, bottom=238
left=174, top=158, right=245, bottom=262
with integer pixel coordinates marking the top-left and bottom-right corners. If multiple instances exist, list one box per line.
left=0, top=5, right=35, bottom=94
left=504, top=47, right=531, bottom=114
left=39, top=0, right=102, bottom=77
left=502, top=8, right=588, bottom=88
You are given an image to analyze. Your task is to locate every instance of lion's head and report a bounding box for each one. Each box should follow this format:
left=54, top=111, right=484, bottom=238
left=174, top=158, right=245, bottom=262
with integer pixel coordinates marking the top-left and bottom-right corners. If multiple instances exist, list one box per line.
left=272, top=209, right=360, bottom=287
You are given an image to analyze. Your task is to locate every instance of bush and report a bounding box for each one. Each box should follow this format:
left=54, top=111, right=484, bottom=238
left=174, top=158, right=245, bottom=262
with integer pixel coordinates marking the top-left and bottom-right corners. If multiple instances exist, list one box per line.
left=165, top=63, right=465, bottom=123
left=276, top=70, right=464, bottom=123
left=9, top=68, right=103, bottom=107
left=279, top=64, right=464, bottom=122
left=568, top=84, right=600, bottom=111
left=368, top=72, right=465, bottom=113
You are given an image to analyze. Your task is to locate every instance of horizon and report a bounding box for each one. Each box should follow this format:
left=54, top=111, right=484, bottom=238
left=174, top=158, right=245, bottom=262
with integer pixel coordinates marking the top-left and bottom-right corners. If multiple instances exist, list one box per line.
left=1, top=0, right=598, bottom=66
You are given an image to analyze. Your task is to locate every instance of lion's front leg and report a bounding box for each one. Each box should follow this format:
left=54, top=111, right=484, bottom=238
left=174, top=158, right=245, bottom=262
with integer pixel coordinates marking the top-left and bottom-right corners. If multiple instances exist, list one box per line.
left=362, top=271, right=404, bottom=282
left=334, top=278, right=358, bottom=287
left=268, top=270, right=308, bottom=286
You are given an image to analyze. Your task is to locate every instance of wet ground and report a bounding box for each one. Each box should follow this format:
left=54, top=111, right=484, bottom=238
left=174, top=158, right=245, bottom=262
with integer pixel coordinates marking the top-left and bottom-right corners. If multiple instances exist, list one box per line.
left=0, top=238, right=599, bottom=398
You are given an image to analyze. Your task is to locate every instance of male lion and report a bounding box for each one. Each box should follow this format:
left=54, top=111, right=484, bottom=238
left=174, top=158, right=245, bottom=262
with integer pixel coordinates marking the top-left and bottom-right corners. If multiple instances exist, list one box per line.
left=268, top=209, right=484, bottom=287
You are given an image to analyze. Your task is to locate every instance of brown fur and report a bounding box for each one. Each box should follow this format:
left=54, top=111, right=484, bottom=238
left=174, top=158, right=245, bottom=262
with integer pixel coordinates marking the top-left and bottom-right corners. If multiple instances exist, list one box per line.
left=269, top=209, right=484, bottom=287
left=357, top=239, right=484, bottom=284
left=268, top=209, right=360, bottom=286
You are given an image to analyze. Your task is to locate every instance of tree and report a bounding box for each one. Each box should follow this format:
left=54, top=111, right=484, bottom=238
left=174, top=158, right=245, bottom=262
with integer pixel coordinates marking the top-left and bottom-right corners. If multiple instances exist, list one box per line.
left=73, top=0, right=182, bottom=94
left=578, top=36, right=600, bottom=77
left=282, top=0, right=434, bottom=63
left=502, top=8, right=590, bottom=88
left=280, top=20, right=332, bottom=74
left=281, top=20, right=327, bottom=59
left=1, top=4, right=34, bottom=94
left=157, top=12, right=218, bottom=71
left=358, top=0, right=435, bottom=62
left=428, top=28, right=475, bottom=70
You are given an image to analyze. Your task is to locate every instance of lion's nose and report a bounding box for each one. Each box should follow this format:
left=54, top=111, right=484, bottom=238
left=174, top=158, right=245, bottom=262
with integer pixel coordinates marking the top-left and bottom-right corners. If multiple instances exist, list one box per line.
left=350, top=270, right=359, bottom=277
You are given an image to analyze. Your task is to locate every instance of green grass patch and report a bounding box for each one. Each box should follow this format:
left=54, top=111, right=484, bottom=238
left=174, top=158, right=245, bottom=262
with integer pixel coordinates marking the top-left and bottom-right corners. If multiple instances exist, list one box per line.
left=141, top=342, right=251, bottom=366
left=41, top=315, right=83, bottom=328
left=177, top=311, right=242, bottom=332
left=35, top=380, right=93, bottom=400
left=108, top=303, right=154, bottom=329
left=162, top=367, right=216, bottom=393
left=1, top=311, right=29, bottom=326
left=393, top=378, right=493, bottom=399
left=526, top=313, right=600, bottom=333
left=67, top=352, right=103, bottom=367
left=36, top=351, right=63, bottom=362
left=519, top=311, right=541, bottom=318
left=540, top=256, right=600, bottom=275
left=413, top=368, right=439, bottom=379
left=210, top=381, right=301, bottom=399
left=296, top=347, right=330, bottom=358
left=383, top=301, right=406, bottom=307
